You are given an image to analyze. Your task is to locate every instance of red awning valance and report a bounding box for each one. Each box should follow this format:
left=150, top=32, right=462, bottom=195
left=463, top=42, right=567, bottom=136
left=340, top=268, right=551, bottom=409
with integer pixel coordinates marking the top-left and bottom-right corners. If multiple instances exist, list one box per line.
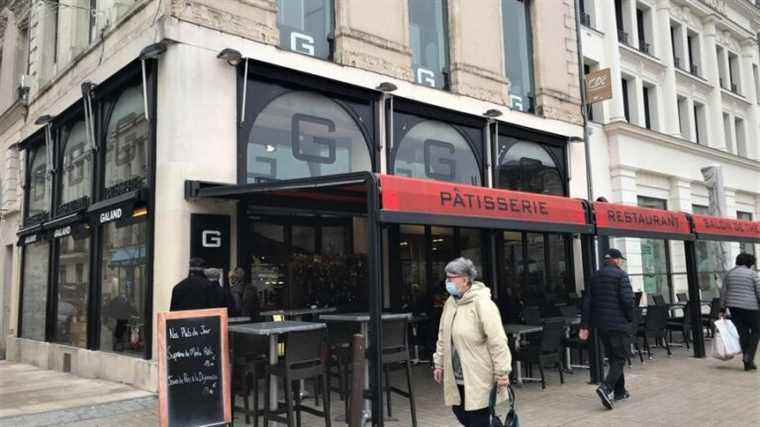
left=379, top=175, right=592, bottom=233
left=692, top=214, right=760, bottom=243
left=593, top=202, right=693, bottom=240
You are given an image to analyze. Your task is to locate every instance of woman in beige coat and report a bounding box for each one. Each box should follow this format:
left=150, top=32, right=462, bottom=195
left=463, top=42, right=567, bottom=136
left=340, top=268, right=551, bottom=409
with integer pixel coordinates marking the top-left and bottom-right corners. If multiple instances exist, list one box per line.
left=433, top=257, right=512, bottom=427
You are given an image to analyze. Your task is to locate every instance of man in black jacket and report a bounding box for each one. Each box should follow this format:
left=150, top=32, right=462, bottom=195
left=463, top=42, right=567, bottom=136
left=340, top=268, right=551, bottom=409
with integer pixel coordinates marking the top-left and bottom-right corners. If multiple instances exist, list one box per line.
left=580, top=248, right=634, bottom=410
left=170, top=258, right=223, bottom=311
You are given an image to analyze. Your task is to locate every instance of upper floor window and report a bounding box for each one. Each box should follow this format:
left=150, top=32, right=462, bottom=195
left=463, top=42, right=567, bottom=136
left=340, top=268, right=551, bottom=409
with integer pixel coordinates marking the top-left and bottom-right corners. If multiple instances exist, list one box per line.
left=277, top=0, right=334, bottom=59
left=391, top=117, right=481, bottom=185
left=27, top=144, right=49, bottom=219
left=59, top=119, right=91, bottom=207
left=635, top=3, right=652, bottom=55
left=245, top=91, right=372, bottom=182
left=502, top=0, right=534, bottom=112
left=496, top=138, right=564, bottom=196
left=409, top=0, right=449, bottom=89
left=687, top=29, right=700, bottom=76
left=104, top=84, right=148, bottom=193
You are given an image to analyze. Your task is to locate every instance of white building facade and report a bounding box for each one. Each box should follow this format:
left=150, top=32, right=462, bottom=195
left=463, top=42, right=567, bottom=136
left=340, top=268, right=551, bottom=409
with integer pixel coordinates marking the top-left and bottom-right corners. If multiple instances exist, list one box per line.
left=578, top=0, right=760, bottom=301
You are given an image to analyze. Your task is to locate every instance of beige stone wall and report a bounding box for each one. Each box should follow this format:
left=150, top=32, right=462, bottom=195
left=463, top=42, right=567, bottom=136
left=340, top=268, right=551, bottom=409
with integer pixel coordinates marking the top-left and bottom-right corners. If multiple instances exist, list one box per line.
left=447, top=0, right=509, bottom=105
left=531, top=0, right=583, bottom=125
left=333, top=0, right=413, bottom=81
left=170, top=0, right=278, bottom=46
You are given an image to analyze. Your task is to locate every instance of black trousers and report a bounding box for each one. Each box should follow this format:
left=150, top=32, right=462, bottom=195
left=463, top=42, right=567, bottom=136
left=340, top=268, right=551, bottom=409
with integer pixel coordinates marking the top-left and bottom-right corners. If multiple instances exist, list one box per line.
left=730, top=307, right=760, bottom=363
left=600, top=330, right=628, bottom=395
left=452, top=385, right=490, bottom=427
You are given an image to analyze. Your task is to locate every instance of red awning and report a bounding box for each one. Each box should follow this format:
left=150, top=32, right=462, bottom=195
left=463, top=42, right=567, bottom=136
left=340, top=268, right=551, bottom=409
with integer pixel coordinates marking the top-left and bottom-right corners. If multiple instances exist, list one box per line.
left=379, top=175, right=592, bottom=233
left=593, top=202, right=693, bottom=240
left=692, top=214, right=760, bottom=243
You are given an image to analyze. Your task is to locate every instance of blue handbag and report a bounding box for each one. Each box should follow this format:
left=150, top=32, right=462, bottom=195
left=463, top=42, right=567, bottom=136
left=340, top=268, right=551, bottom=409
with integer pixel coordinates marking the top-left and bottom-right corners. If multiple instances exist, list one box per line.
left=489, top=384, right=519, bottom=427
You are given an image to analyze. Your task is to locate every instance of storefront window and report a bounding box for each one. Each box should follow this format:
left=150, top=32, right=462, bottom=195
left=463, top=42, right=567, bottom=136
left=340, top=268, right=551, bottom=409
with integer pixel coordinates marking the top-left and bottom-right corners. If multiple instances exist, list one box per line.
left=497, top=138, right=563, bottom=195
left=246, top=91, right=372, bottom=182
left=100, top=219, right=147, bottom=355
left=693, top=205, right=726, bottom=298
left=54, top=234, right=90, bottom=347
left=104, top=84, right=148, bottom=192
left=392, top=119, right=481, bottom=185
left=277, top=0, right=333, bottom=59
left=27, top=145, right=49, bottom=218
left=409, top=0, right=449, bottom=88
left=20, top=241, right=50, bottom=341
left=737, top=211, right=756, bottom=259
left=637, top=197, right=672, bottom=302
left=502, top=0, right=534, bottom=112
left=59, top=120, right=91, bottom=206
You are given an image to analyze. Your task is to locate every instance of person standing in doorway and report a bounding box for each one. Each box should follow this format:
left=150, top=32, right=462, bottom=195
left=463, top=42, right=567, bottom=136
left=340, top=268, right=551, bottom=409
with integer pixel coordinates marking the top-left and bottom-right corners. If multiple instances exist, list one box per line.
left=580, top=248, right=634, bottom=410
left=720, top=253, right=760, bottom=371
left=170, top=258, right=219, bottom=311
left=229, top=267, right=260, bottom=319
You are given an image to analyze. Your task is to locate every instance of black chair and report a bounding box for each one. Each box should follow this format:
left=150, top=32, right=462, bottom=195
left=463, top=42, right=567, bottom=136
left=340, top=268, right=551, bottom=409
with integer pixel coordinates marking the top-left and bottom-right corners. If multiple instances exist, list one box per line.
left=380, top=318, right=417, bottom=427
left=559, top=304, right=578, bottom=318
left=676, top=293, right=688, bottom=303
left=702, top=298, right=721, bottom=338
left=637, top=305, right=671, bottom=359
left=231, top=333, right=268, bottom=426
left=666, top=301, right=692, bottom=349
left=324, top=322, right=356, bottom=409
left=561, top=326, right=589, bottom=371
left=629, top=307, right=645, bottom=365
left=513, top=319, right=565, bottom=389
left=264, top=329, right=331, bottom=427
left=653, top=295, right=666, bottom=306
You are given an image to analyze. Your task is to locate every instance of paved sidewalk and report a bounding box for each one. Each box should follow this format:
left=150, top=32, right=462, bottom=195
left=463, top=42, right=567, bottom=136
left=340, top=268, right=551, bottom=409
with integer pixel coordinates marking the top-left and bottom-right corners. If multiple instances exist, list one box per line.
left=2, top=345, right=758, bottom=426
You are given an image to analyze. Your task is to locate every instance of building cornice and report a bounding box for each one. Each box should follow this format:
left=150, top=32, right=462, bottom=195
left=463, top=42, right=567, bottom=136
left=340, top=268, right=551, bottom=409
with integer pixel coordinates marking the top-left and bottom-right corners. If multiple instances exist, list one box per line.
left=604, top=121, right=760, bottom=172
left=675, top=68, right=712, bottom=91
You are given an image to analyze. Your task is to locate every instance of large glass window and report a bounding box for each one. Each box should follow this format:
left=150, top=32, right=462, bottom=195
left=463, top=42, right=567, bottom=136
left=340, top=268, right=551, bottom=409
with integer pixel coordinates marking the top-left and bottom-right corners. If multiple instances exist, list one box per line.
left=502, top=0, right=534, bottom=112
left=409, top=0, right=449, bottom=89
left=20, top=241, right=50, bottom=341
left=27, top=145, right=49, bottom=219
left=54, top=234, right=90, bottom=347
left=637, top=197, right=672, bottom=302
left=104, top=84, right=148, bottom=193
left=59, top=120, right=91, bottom=207
left=392, top=117, right=481, bottom=185
left=497, top=137, right=564, bottom=195
left=693, top=205, right=725, bottom=298
left=100, top=219, right=147, bottom=355
left=277, top=0, right=333, bottom=59
left=246, top=91, right=372, bottom=182
left=737, top=211, right=756, bottom=259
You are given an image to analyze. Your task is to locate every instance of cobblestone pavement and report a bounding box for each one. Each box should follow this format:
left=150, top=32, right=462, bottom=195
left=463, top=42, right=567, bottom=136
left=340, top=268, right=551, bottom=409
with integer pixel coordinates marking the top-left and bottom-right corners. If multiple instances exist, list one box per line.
left=2, top=344, right=758, bottom=426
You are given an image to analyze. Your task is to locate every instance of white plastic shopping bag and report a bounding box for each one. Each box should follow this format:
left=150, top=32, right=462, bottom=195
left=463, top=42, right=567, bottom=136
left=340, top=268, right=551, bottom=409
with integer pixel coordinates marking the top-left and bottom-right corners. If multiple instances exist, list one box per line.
left=711, top=318, right=742, bottom=361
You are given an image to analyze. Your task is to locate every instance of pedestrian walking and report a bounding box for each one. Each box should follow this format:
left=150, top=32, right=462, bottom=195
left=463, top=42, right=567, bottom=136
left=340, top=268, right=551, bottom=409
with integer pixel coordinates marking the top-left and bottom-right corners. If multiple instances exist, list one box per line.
left=579, top=248, right=634, bottom=410
left=170, top=258, right=222, bottom=311
left=432, top=257, right=511, bottom=427
left=720, top=253, right=760, bottom=371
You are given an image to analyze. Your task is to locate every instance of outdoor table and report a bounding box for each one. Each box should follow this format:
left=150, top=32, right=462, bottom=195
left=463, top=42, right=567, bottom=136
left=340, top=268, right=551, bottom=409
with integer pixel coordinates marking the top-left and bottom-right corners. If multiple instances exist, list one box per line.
left=319, top=312, right=412, bottom=423
left=260, top=306, right=337, bottom=319
left=229, top=321, right=326, bottom=427
left=229, top=316, right=255, bottom=325
left=504, top=323, right=543, bottom=384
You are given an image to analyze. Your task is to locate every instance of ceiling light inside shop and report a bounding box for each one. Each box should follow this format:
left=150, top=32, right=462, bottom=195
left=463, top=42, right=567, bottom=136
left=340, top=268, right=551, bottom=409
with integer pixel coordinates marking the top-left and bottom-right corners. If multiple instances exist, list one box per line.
left=265, top=144, right=276, bottom=152
left=132, top=207, right=148, bottom=218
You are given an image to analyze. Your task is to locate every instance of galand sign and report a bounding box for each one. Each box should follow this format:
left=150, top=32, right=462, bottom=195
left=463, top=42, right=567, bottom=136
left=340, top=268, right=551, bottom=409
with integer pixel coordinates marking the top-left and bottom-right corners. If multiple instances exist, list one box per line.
left=99, top=208, right=123, bottom=224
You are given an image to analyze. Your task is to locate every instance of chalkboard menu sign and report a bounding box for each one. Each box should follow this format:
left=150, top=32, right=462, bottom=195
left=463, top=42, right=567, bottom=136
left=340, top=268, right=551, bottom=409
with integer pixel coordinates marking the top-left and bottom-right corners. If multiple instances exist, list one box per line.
left=157, top=308, right=231, bottom=427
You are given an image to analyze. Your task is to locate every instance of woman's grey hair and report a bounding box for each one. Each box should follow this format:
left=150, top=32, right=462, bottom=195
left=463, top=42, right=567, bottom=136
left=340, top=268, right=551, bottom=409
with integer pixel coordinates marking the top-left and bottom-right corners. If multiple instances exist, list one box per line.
left=204, top=268, right=222, bottom=281
left=445, top=257, right=478, bottom=282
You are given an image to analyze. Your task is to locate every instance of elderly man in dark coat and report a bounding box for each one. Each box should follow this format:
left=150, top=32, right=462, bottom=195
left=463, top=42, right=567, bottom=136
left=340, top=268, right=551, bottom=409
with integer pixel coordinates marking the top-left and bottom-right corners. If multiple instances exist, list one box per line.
left=170, top=258, right=223, bottom=311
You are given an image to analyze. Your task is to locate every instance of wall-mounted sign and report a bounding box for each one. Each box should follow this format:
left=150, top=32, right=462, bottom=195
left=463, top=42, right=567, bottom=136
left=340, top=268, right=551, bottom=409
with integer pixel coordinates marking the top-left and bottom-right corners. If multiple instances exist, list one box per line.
left=380, top=175, right=590, bottom=233
left=191, top=214, right=231, bottom=279
left=692, top=214, right=760, bottom=242
left=53, top=226, right=72, bottom=238
left=24, top=235, right=38, bottom=245
left=585, top=68, right=612, bottom=104
left=594, top=202, right=692, bottom=239
left=99, top=207, right=123, bottom=224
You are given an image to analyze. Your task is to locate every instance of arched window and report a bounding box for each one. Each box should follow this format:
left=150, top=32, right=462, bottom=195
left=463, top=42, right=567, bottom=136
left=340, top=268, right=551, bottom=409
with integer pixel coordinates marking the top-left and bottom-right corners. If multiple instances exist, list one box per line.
left=60, top=120, right=91, bottom=206
left=497, top=139, right=563, bottom=195
left=392, top=120, right=481, bottom=185
left=28, top=145, right=49, bottom=217
left=104, top=84, right=147, bottom=191
left=246, top=91, right=372, bottom=182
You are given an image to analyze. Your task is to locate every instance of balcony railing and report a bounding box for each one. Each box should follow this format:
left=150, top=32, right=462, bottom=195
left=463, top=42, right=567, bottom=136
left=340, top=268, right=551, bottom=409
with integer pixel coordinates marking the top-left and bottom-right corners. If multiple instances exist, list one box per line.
left=638, top=41, right=651, bottom=55
left=690, top=63, right=699, bottom=76
left=618, top=30, right=629, bottom=45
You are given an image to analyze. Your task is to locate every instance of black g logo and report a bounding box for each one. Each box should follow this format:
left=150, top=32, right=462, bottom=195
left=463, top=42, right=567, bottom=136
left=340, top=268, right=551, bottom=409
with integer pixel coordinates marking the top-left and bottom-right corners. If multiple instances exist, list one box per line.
left=291, top=113, right=336, bottom=164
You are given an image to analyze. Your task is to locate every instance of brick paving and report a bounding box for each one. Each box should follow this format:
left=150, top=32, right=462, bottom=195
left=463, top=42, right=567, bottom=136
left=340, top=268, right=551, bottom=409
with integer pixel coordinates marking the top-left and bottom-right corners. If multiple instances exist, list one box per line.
left=2, top=343, right=758, bottom=426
